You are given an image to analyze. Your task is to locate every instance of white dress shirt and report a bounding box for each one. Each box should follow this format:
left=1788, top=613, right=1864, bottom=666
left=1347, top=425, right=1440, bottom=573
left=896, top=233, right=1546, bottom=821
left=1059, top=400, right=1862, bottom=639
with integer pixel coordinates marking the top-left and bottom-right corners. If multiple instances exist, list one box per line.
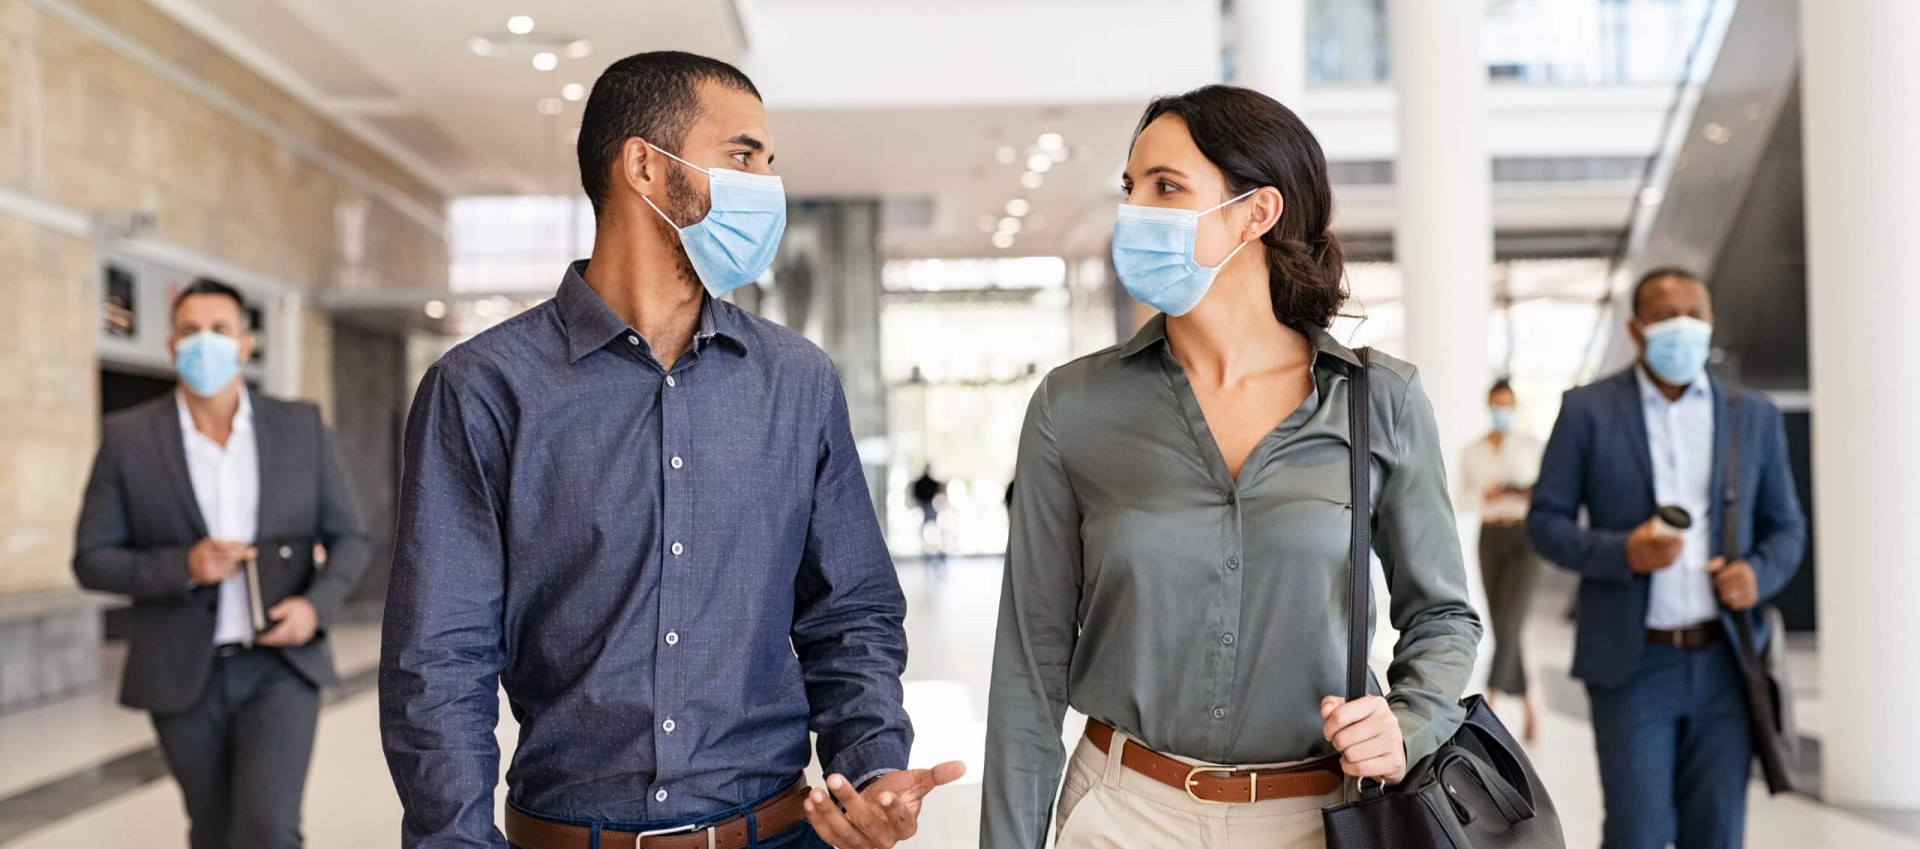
left=178, top=389, right=259, bottom=646
left=1635, top=367, right=1718, bottom=629
left=1457, top=431, right=1544, bottom=524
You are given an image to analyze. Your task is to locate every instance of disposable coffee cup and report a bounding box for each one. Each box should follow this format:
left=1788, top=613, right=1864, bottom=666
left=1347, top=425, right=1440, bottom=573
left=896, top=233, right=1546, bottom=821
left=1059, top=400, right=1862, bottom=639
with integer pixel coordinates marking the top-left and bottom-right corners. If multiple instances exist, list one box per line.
left=1651, top=505, right=1692, bottom=538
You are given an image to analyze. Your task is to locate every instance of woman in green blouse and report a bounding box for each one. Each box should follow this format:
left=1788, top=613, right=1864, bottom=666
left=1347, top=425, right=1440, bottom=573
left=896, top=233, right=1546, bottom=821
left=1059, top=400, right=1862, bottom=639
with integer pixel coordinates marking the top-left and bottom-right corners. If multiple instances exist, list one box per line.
left=980, top=85, right=1482, bottom=849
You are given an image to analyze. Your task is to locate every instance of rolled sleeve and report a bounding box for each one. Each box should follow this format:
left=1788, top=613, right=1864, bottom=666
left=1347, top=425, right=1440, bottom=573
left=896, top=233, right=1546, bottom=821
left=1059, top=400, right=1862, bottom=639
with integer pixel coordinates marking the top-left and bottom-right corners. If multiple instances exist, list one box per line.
left=1374, top=369, right=1483, bottom=765
left=791, top=365, right=913, bottom=783
left=379, top=362, right=511, bottom=849
left=981, top=377, right=1083, bottom=849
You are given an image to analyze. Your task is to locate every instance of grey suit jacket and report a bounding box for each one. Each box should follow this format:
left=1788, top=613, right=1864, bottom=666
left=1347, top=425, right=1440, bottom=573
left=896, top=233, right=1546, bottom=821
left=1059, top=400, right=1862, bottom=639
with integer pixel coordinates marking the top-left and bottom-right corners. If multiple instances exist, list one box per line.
left=74, top=392, right=371, bottom=713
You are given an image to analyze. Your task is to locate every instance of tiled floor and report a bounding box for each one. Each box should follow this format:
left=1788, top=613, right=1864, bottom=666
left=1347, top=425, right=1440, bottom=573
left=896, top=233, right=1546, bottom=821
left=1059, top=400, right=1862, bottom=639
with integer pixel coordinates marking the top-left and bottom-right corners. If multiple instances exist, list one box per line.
left=3, top=558, right=1916, bottom=848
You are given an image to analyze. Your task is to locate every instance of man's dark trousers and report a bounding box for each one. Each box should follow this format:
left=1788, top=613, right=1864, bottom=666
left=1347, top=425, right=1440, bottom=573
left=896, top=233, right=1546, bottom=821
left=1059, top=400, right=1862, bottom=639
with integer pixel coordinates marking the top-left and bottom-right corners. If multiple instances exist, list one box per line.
left=1586, top=640, right=1753, bottom=849
left=151, top=648, right=320, bottom=849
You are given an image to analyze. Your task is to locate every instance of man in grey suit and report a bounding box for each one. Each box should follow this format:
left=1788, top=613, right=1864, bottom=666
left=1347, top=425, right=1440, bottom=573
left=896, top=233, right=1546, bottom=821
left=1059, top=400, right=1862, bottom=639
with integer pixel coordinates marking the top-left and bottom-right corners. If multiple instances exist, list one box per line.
left=74, top=278, right=369, bottom=849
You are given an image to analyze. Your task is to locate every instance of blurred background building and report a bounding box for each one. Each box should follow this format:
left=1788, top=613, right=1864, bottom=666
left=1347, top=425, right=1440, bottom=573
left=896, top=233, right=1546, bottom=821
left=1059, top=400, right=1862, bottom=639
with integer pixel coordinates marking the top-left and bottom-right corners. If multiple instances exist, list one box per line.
left=0, top=0, right=1914, bottom=846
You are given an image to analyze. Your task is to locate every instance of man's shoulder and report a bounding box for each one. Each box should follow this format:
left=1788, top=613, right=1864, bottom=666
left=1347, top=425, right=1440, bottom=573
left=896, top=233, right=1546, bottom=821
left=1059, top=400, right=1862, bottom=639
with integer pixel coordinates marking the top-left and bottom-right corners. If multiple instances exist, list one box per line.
left=101, top=396, right=170, bottom=440
left=1562, top=367, right=1635, bottom=411
left=430, top=300, right=564, bottom=384
left=713, top=300, right=836, bottom=374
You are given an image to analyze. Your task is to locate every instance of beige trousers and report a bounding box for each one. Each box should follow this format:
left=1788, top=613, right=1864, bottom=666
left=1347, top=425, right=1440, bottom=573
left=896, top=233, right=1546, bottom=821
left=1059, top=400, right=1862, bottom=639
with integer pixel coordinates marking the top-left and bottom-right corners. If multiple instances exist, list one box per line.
left=1052, top=728, right=1350, bottom=849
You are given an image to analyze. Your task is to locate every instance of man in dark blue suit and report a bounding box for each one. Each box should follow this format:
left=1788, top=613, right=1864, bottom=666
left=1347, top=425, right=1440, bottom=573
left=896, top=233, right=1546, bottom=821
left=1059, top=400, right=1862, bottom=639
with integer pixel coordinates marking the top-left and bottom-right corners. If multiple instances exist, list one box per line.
left=1529, top=267, right=1806, bottom=849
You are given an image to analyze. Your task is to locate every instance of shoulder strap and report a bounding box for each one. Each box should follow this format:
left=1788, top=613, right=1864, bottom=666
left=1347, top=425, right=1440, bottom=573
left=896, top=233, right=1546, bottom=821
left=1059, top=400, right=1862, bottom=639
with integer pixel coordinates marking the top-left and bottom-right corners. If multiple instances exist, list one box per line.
left=1722, top=395, right=1764, bottom=661
left=1346, top=349, right=1373, bottom=701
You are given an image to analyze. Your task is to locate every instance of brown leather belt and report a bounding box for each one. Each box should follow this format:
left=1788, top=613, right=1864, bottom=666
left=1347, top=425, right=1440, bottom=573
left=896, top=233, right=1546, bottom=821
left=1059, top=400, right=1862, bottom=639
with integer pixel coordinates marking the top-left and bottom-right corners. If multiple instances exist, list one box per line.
left=504, top=780, right=809, bottom=849
left=1646, top=625, right=1721, bottom=650
left=1086, top=720, right=1343, bottom=804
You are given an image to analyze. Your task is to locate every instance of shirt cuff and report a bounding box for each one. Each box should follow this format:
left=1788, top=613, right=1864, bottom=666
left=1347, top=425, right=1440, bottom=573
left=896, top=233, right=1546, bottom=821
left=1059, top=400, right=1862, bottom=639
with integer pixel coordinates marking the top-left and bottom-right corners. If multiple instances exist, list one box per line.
left=825, top=736, right=911, bottom=789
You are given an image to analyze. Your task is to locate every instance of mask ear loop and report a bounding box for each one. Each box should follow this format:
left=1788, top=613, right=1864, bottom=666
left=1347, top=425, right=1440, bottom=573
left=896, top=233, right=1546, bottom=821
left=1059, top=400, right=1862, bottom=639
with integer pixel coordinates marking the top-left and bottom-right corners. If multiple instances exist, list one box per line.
left=640, top=141, right=712, bottom=231
left=1199, top=187, right=1263, bottom=270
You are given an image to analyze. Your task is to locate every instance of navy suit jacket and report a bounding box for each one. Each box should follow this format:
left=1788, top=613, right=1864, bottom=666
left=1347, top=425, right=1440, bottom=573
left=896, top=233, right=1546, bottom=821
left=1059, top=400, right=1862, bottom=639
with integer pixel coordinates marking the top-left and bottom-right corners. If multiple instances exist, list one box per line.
left=1527, top=367, right=1806, bottom=689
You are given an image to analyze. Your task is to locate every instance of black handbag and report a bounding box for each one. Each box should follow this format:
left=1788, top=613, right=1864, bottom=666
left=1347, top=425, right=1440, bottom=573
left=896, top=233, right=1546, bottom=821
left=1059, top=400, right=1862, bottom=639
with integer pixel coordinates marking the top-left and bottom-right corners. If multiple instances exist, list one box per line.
left=1721, top=406, right=1801, bottom=795
left=1321, top=350, right=1565, bottom=849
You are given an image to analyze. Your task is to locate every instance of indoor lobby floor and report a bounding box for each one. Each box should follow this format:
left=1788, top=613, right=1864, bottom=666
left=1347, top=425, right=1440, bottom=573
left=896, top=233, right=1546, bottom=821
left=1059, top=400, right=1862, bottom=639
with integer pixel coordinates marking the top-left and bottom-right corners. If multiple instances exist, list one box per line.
left=2, top=557, right=1916, bottom=848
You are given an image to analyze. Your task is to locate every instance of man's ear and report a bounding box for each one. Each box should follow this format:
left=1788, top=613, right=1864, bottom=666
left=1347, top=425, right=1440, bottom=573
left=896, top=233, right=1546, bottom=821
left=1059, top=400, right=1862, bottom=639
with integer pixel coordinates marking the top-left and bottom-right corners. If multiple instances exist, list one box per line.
left=620, top=137, right=662, bottom=199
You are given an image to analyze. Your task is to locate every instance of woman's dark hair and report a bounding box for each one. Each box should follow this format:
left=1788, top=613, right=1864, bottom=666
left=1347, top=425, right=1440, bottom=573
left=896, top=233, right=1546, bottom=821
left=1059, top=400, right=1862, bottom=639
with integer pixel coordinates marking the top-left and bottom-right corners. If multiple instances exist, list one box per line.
left=1132, top=84, right=1346, bottom=331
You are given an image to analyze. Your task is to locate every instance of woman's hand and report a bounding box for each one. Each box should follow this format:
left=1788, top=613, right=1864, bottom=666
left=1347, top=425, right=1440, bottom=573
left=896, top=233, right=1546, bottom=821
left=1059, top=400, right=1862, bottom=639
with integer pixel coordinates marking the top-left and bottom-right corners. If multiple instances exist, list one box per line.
left=1321, top=695, right=1407, bottom=784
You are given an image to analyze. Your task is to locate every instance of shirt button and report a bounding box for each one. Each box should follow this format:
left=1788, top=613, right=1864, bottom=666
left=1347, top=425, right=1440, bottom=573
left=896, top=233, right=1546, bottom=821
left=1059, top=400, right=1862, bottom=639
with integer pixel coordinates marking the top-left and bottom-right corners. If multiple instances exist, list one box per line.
left=1226, top=492, right=1238, bottom=506
left=1226, top=557, right=1239, bottom=570
left=627, top=335, right=640, bottom=346
left=671, top=456, right=684, bottom=470
left=663, top=718, right=676, bottom=733
left=278, top=545, right=293, bottom=559
left=1222, top=633, right=1236, bottom=646
left=1212, top=707, right=1227, bottom=720
left=671, top=542, right=684, bottom=556
left=666, top=375, right=677, bottom=388
left=665, top=631, right=679, bottom=646
left=654, top=789, right=668, bottom=803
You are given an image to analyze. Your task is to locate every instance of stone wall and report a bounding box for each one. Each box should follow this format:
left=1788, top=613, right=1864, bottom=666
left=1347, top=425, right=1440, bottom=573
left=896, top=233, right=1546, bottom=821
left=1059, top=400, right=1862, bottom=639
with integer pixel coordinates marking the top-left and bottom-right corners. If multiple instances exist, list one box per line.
left=0, top=0, right=447, bottom=598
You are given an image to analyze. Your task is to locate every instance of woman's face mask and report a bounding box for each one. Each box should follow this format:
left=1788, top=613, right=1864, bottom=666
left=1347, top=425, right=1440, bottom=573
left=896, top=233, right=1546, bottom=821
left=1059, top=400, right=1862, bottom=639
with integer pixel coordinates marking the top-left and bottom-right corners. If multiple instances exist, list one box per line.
left=1110, top=189, right=1258, bottom=316
left=642, top=142, right=788, bottom=299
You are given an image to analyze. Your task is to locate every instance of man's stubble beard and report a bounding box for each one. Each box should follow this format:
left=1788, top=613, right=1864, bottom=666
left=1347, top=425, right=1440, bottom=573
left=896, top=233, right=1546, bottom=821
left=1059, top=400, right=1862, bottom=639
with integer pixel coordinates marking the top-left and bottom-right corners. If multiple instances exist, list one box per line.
left=660, top=165, right=711, bottom=295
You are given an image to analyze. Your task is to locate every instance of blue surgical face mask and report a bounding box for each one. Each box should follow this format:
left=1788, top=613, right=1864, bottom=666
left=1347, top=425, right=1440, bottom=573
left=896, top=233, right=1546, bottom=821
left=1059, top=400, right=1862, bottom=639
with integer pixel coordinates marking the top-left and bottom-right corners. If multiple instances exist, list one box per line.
left=1641, top=316, right=1713, bottom=385
left=175, top=330, right=241, bottom=397
left=643, top=143, right=787, bottom=299
left=1111, top=189, right=1258, bottom=316
left=1490, top=407, right=1514, bottom=433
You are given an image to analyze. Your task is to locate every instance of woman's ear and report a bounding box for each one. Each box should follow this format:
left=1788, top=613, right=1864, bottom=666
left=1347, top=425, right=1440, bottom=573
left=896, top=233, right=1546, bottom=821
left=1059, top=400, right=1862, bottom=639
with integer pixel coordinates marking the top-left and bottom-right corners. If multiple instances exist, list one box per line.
left=1245, top=186, right=1285, bottom=240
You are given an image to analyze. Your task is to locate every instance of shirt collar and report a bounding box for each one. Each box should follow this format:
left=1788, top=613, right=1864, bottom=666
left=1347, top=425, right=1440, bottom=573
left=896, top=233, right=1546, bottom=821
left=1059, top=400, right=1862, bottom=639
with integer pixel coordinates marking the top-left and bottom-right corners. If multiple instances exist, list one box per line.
left=555, top=260, right=747, bottom=364
left=1118, top=313, right=1365, bottom=368
left=175, top=385, right=253, bottom=436
left=1634, top=362, right=1710, bottom=405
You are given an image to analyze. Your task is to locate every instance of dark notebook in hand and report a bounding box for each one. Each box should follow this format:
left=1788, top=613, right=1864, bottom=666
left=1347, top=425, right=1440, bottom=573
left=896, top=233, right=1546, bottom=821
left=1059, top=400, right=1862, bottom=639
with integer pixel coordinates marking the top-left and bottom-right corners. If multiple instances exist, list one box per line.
left=244, top=540, right=317, bottom=635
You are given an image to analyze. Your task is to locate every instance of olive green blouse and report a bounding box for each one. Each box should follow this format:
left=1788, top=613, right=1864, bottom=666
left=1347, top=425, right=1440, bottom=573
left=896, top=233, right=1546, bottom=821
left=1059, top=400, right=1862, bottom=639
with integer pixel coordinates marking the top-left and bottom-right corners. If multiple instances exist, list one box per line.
left=980, top=316, right=1481, bottom=849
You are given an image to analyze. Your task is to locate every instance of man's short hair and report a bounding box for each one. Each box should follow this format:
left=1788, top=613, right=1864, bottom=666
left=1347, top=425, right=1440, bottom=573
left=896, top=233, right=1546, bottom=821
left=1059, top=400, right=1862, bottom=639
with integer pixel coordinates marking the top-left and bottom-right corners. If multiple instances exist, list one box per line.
left=1630, top=266, right=1702, bottom=317
left=1489, top=378, right=1514, bottom=397
left=576, top=51, right=761, bottom=217
left=170, top=278, right=248, bottom=325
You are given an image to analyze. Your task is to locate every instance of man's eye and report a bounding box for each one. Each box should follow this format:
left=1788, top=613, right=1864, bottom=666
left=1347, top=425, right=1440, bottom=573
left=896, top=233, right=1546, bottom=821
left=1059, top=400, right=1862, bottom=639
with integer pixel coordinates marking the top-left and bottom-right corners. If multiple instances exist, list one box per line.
left=733, top=152, right=750, bottom=165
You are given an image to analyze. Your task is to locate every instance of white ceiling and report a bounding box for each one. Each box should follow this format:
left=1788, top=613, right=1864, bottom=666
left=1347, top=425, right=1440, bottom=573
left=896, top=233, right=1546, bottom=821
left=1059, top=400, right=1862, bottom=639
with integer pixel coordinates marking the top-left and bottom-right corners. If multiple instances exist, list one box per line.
left=144, top=0, right=1222, bottom=257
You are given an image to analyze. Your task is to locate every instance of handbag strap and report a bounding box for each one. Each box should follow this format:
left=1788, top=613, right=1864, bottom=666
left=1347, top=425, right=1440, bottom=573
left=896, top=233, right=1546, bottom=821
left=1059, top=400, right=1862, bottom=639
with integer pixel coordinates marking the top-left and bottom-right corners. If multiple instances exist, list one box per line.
left=1345, top=350, right=1373, bottom=701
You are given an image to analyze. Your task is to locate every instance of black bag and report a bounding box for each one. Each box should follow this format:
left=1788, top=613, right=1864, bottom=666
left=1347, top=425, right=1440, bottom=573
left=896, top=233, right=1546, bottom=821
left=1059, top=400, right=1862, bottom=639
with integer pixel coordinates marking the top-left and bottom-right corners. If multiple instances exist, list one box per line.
left=1321, top=350, right=1565, bottom=849
left=1721, top=406, right=1801, bottom=795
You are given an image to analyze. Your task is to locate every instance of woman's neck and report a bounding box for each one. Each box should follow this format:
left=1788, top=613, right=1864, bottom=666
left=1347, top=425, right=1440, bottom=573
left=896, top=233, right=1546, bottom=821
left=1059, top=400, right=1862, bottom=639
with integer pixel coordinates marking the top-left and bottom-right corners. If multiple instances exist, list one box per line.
left=1165, top=263, right=1306, bottom=383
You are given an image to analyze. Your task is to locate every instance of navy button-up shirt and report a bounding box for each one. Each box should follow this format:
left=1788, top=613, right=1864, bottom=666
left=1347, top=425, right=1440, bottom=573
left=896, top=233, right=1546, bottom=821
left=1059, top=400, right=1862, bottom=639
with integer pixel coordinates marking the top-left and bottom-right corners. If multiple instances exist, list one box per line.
left=380, top=262, right=911, bottom=847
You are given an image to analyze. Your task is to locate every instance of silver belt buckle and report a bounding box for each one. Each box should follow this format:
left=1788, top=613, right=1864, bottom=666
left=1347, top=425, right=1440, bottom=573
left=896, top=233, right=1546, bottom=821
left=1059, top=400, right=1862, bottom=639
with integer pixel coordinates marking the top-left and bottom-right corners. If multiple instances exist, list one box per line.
left=633, top=822, right=716, bottom=848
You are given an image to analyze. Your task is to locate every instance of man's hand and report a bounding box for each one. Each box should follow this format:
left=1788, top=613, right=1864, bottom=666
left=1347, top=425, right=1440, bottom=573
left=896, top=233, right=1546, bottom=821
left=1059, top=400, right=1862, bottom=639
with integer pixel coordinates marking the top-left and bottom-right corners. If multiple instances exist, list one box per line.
left=803, top=762, right=966, bottom=849
left=1707, top=557, right=1759, bottom=611
left=1627, top=518, right=1685, bottom=575
left=256, top=596, right=319, bottom=647
left=1321, top=696, right=1407, bottom=785
left=188, top=539, right=253, bottom=585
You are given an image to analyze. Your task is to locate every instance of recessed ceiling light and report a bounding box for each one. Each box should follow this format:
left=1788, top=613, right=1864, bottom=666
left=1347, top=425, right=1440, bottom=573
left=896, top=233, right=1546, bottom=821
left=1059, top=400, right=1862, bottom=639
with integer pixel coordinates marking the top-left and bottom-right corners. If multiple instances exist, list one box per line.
left=1005, top=198, right=1031, bottom=217
left=537, top=97, right=564, bottom=115
left=1026, top=154, right=1053, bottom=173
left=562, top=83, right=586, bottom=101
left=995, top=145, right=1017, bottom=165
left=998, top=217, right=1022, bottom=234
left=565, top=39, right=593, bottom=59
left=532, top=52, right=559, bottom=71
left=423, top=300, right=447, bottom=319
left=1703, top=122, right=1730, bottom=144
left=467, top=37, right=493, bottom=57
left=507, top=15, right=535, bottom=35
left=1038, top=132, right=1064, bottom=152
left=1638, top=186, right=1665, bottom=206
left=991, top=231, right=1015, bottom=249
left=978, top=214, right=999, bottom=233
left=1020, top=171, right=1045, bottom=189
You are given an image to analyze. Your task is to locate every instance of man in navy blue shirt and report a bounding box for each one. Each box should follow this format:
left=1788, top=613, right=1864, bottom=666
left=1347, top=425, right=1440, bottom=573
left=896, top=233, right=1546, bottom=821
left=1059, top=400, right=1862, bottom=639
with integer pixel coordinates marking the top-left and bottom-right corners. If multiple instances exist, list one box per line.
left=380, top=51, right=962, bottom=849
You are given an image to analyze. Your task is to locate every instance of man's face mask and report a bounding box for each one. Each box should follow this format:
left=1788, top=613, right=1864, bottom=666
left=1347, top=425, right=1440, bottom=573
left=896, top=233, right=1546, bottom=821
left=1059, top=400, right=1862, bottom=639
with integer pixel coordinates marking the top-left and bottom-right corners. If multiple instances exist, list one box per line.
left=1640, top=316, right=1712, bottom=385
left=642, top=142, right=787, bottom=298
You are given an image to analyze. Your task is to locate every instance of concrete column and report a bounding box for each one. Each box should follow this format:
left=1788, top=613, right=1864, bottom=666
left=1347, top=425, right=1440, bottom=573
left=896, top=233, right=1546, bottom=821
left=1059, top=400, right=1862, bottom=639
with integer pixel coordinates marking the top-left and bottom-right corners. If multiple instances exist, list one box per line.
left=1389, top=0, right=1492, bottom=460
left=1235, top=0, right=1308, bottom=105
left=1802, top=0, right=1920, bottom=810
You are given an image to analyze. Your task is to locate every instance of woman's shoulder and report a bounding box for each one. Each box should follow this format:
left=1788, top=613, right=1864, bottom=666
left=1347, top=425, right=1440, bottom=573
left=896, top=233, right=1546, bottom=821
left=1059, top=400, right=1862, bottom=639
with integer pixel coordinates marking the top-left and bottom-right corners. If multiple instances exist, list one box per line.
left=1031, top=341, right=1158, bottom=421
